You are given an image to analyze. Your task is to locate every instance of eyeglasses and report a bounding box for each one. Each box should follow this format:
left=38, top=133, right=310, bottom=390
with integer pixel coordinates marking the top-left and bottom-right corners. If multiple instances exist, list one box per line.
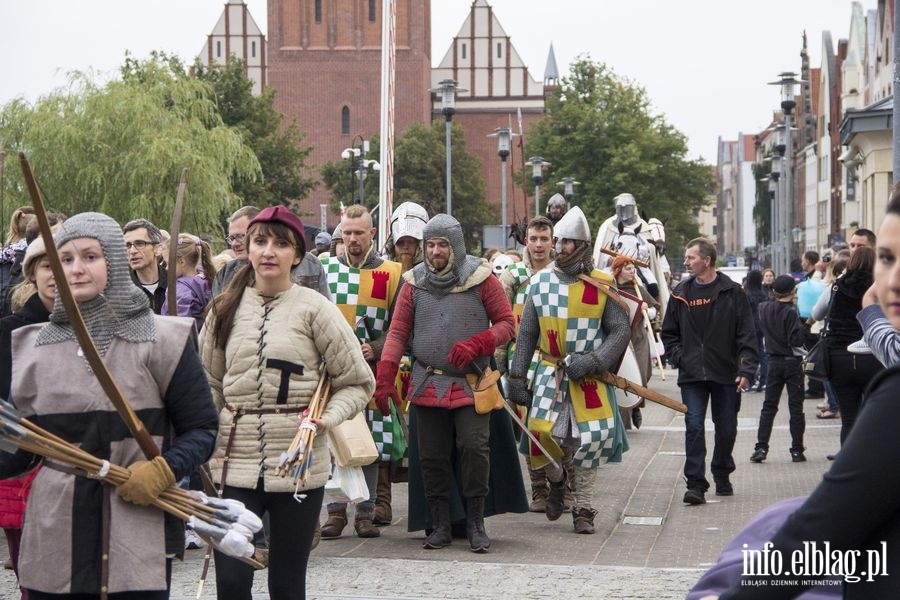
left=124, top=240, right=154, bottom=250
left=226, top=234, right=246, bottom=245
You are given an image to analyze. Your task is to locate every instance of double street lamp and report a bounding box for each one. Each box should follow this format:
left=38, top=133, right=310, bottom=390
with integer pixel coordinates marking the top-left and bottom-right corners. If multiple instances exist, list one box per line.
left=488, top=127, right=518, bottom=245
left=433, top=79, right=466, bottom=217
left=768, top=71, right=803, bottom=274
left=341, top=138, right=380, bottom=206
left=526, top=156, right=551, bottom=217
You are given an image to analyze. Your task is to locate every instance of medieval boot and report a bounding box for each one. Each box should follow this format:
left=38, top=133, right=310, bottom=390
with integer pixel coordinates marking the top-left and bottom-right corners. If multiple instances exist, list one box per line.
left=465, top=497, right=491, bottom=553
left=320, top=507, right=348, bottom=539
left=545, top=471, right=568, bottom=522
left=528, top=467, right=549, bottom=512
left=423, top=497, right=452, bottom=549
left=373, top=463, right=393, bottom=526
left=573, top=507, right=598, bottom=534
left=354, top=505, right=381, bottom=538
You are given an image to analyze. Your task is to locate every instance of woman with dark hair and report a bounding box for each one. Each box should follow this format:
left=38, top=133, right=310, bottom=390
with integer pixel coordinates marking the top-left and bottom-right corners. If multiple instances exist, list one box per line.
left=744, top=270, right=770, bottom=392
left=200, top=205, right=373, bottom=600
left=823, top=246, right=882, bottom=446
left=698, top=189, right=900, bottom=600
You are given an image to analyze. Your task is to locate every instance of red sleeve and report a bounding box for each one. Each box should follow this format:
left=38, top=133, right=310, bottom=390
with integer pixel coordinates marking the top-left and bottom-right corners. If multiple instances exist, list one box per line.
left=480, top=275, right=516, bottom=347
left=381, top=283, right=415, bottom=365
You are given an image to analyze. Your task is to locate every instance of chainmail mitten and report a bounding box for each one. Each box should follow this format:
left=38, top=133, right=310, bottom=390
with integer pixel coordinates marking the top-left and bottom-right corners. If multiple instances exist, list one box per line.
left=506, top=377, right=532, bottom=407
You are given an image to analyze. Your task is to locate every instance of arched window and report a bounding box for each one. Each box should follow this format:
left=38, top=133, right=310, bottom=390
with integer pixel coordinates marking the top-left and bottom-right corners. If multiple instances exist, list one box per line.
left=315, top=0, right=322, bottom=23
left=369, top=0, right=376, bottom=21
left=341, top=106, right=350, bottom=135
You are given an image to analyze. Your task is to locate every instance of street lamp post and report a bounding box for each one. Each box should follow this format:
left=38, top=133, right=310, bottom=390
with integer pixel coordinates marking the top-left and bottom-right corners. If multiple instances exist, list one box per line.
left=769, top=71, right=803, bottom=274
left=433, top=79, right=466, bottom=216
left=341, top=135, right=367, bottom=204
left=557, top=177, right=581, bottom=209
left=526, top=156, right=550, bottom=217
left=488, top=127, right=517, bottom=246
left=769, top=170, right=780, bottom=269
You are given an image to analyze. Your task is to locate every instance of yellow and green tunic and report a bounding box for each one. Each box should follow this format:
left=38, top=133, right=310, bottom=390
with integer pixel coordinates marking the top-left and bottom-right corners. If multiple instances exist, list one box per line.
left=325, top=255, right=403, bottom=461
left=526, top=268, right=628, bottom=469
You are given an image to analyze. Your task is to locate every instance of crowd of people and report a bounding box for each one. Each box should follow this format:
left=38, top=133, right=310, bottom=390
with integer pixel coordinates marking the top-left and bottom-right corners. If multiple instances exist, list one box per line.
left=0, top=185, right=898, bottom=600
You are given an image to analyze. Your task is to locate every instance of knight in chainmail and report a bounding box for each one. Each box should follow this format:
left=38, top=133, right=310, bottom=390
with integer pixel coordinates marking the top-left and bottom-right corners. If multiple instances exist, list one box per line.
left=382, top=201, right=428, bottom=273
left=3, top=212, right=218, bottom=597
left=375, top=214, right=516, bottom=553
left=507, top=206, right=631, bottom=535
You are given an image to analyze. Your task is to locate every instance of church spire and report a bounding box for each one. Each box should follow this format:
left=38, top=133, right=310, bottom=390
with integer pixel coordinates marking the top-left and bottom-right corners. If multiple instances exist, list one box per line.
left=544, top=43, right=559, bottom=91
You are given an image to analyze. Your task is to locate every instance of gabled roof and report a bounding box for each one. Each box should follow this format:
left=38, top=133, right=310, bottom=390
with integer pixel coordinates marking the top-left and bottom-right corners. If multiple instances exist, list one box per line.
left=839, top=94, right=893, bottom=144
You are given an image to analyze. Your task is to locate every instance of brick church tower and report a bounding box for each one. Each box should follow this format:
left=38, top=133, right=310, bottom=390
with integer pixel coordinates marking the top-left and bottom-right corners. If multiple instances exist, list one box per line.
left=266, top=0, right=432, bottom=222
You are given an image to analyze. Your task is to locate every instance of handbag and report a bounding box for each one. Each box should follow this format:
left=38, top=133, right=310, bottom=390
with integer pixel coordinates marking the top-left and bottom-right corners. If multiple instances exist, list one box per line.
left=327, top=410, right=378, bottom=467
left=801, top=284, right=837, bottom=382
left=466, top=366, right=504, bottom=414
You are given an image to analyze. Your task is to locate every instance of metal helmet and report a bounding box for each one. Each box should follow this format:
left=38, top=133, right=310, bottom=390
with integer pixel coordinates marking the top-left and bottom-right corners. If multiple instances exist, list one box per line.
left=546, top=193, right=566, bottom=210
left=614, top=193, right=637, bottom=224
left=390, top=201, right=428, bottom=242
left=552, top=206, right=591, bottom=253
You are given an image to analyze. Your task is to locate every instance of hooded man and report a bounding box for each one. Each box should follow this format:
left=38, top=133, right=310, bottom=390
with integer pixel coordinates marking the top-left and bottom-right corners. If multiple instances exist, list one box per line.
left=546, top=193, right=568, bottom=226
left=507, top=206, right=632, bottom=534
left=374, top=214, right=515, bottom=553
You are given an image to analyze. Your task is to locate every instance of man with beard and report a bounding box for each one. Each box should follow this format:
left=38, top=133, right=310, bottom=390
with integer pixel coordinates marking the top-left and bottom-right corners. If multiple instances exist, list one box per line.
left=384, top=202, right=428, bottom=273
left=321, top=204, right=404, bottom=539
left=546, top=193, right=567, bottom=226
left=374, top=214, right=515, bottom=552
left=496, top=216, right=575, bottom=513
left=507, top=207, right=632, bottom=534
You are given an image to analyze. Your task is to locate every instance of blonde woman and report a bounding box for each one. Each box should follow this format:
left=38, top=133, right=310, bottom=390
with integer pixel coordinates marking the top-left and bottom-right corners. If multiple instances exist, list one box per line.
left=160, top=234, right=217, bottom=331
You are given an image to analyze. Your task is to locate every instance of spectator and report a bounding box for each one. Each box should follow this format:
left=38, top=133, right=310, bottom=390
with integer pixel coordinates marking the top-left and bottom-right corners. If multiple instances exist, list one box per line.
left=211, top=206, right=261, bottom=296
left=744, top=270, right=770, bottom=392
left=123, top=218, right=167, bottom=314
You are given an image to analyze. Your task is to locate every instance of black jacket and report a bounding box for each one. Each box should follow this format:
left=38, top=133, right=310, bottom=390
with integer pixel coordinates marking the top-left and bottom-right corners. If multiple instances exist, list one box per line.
left=826, top=269, right=872, bottom=348
left=661, top=272, right=759, bottom=385
left=758, top=299, right=805, bottom=358
left=130, top=262, right=167, bottom=314
left=719, top=365, right=900, bottom=599
left=0, top=292, right=51, bottom=398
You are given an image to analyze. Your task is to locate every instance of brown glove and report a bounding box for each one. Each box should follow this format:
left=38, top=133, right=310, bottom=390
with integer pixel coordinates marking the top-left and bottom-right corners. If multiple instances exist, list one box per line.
left=117, top=456, right=176, bottom=506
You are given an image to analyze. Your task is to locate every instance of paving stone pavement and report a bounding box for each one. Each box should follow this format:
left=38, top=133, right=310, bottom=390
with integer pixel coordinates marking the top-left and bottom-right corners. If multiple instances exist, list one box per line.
left=0, top=367, right=841, bottom=599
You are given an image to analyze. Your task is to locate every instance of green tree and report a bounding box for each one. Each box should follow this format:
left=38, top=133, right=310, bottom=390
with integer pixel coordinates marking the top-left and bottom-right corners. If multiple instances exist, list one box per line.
left=525, top=57, right=714, bottom=257
left=321, top=122, right=492, bottom=250
left=193, top=58, right=316, bottom=206
left=752, top=160, right=772, bottom=250
left=0, top=53, right=260, bottom=236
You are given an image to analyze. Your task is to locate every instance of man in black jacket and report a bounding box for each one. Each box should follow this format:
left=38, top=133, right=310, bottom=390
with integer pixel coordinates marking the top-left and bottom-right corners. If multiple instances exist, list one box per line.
left=661, top=238, right=758, bottom=505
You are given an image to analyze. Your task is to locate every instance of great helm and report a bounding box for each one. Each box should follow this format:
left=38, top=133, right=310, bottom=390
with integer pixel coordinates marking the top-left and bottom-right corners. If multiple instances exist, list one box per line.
left=614, top=193, right=637, bottom=223
left=552, top=205, right=591, bottom=254
left=390, top=201, right=428, bottom=242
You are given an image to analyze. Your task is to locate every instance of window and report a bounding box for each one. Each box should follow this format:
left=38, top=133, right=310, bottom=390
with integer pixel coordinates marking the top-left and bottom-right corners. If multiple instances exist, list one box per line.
left=315, top=0, right=322, bottom=23
left=341, top=106, right=350, bottom=135
left=712, top=225, right=717, bottom=235
left=251, top=41, right=256, bottom=58
left=497, top=42, right=502, bottom=59
left=369, top=0, right=376, bottom=21
left=461, top=43, right=467, bottom=59
left=216, top=41, right=222, bottom=58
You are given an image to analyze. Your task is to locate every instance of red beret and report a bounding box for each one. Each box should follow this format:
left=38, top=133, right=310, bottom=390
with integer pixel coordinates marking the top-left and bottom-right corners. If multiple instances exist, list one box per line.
left=249, top=205, right=306, bottom=256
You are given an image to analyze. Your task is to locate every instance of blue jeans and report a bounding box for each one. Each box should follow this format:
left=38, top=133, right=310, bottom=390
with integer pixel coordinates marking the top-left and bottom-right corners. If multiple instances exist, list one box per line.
left=681, top=381, right=739, bottom=491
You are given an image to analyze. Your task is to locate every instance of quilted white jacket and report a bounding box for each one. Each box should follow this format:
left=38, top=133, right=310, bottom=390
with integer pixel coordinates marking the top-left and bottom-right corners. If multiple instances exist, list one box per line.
left=200, top=285, right=374, bottom=492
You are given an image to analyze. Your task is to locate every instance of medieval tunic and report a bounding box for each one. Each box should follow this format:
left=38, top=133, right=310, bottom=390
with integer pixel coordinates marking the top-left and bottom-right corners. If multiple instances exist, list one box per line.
left=200, top=285, right=373, bottom=493
left=324, top=252, right=403, bottom=461
left=521, top=269, right=630, bottom=469
left=8, top=316, right=217, bottom=595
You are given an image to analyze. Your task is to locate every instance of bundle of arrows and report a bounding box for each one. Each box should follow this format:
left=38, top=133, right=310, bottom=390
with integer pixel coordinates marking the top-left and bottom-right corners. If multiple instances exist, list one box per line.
left=0, top=398, right=266, bottom=569
left=276, top=363, right=331, bottom=495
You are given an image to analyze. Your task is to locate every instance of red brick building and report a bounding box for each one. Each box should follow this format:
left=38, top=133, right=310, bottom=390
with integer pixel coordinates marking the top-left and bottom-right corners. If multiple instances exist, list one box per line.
left=233, top=0, right=551, bottom=228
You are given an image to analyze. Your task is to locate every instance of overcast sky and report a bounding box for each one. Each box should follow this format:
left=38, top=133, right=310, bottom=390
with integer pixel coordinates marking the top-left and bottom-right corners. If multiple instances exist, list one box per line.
left=0, top=0, right=871, bottom=162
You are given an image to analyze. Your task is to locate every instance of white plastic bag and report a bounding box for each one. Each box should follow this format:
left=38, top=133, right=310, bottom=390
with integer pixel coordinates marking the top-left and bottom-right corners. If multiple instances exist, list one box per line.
left=324, top=465, right=369, bottom=503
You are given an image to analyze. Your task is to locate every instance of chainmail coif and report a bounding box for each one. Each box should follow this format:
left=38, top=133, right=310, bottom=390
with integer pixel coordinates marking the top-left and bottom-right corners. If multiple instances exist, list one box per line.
left=554, top=240, right=594, bottom=277
left=36, top=212, right=155, bottom=356
left=410, top=213, right=482, bottom=294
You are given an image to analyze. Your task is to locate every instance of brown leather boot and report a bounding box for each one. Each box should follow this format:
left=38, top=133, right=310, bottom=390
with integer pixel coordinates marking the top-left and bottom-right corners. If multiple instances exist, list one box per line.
left=320, top=508, right=347, bottom=539
left=573, top=507, right=597, bottom=534
left=373, top=463, right=393, bottom=526
left=354, top=506, right=381, bottom=538
left=545, top=471, right=568, bottom=521
left=528, top=467, right=549, bottom=512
